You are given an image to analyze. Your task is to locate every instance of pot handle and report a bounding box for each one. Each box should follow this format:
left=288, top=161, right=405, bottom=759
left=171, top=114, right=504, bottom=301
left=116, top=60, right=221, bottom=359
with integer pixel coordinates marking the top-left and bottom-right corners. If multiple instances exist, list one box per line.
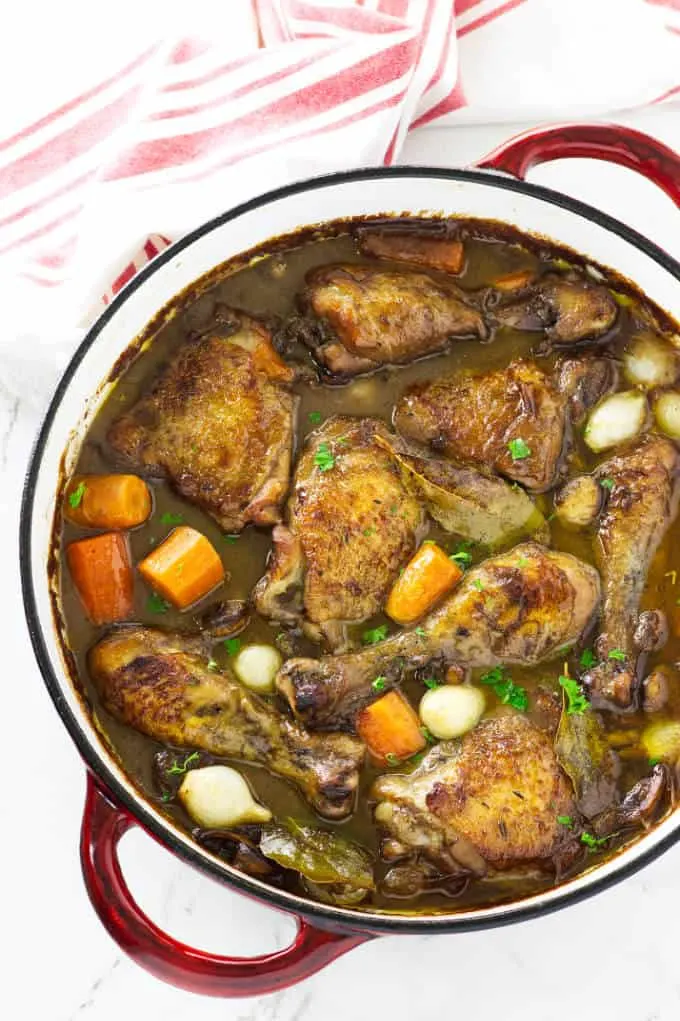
left=477, top=123, right=680, bottom=208
left=80, top=775, right=370, bottom=998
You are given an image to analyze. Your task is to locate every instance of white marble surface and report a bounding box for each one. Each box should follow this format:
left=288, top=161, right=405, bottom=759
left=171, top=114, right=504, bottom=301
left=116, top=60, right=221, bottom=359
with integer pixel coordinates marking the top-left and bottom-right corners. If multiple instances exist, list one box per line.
left=5, top=108, right=680, bottom=1021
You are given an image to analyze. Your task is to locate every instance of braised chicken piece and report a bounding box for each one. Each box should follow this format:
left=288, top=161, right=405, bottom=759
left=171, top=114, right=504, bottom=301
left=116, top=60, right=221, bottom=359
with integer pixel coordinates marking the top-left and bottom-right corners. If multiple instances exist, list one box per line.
left=582, top=436, right=680, bottom=710
left=298, top=264, right=486, bottom=377
left=372, top=714, right=580, bottom=876
left=394, top=357, right=615, bottom=492
left=494, top=274, right=618, bottom=345
left=253, top=417, right=425, bottom=650
left=107, top=311, right=297, bottom=532
left=357, top=229, right=465, bottom=275
left=276, top=542, right=600, bottom=728
left=88, top=627, right=364, bottom=820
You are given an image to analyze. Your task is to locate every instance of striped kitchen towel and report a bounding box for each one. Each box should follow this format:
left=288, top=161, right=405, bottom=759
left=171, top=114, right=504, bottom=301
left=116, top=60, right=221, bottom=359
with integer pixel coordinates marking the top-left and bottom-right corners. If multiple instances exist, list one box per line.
left=1, top=0, right=679, bottom=363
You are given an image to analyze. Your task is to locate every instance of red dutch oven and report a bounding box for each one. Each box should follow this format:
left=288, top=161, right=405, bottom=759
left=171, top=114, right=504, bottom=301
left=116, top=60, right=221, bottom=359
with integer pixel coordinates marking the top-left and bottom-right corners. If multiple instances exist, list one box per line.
left=20, top=124, right=680, bottom=997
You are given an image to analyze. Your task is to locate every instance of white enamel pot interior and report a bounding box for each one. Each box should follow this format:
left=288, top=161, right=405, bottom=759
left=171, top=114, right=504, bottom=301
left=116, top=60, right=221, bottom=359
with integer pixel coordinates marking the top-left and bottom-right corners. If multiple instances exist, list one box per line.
left=21, top=165, right=680, bottom=936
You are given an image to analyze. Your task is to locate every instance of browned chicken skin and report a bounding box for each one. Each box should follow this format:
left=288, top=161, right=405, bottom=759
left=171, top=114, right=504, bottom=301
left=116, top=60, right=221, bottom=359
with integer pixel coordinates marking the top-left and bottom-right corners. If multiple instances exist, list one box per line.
left=253, top=417, right=425, bottom=650
left=583, top=436, right=680, bottom=710
left=494, top=274, right=618, bottom=345
left=299, top=264, right=487, bottom=377
left=372, top=714, right=579, bottom=876
left=88, top=627, right=365, bottom=820
left=276, top=542, right=601, bottom=728
left=394, top=357, right=614, bottom=492
left=107, top=312, right=297, bottom=532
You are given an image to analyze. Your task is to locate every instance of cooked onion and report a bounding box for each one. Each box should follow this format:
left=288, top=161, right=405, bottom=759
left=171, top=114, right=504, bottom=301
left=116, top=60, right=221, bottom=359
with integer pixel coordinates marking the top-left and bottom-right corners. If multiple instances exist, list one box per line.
left=179, top=765, right=272, bottom=828
left=233, top=644, right=282, bottom=694
left=654, top=390, right=680, bottom=440
left=419, top=685, right=485, bottom=740
left=623, top=333, right=679, bottom=389
left=583, top=390, right=647, bottom=452
left=554, top=475, right=602, bottom=530
left=642, top=720, right=680, bottom=762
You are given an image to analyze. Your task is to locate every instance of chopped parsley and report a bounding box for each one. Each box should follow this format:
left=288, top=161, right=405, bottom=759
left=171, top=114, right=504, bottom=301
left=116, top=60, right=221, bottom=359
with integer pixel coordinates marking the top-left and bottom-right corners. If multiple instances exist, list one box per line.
left=414, top=627, right=426, bottom=637
left=314, top=442, right=335, bottom=472
left=363, top=526, right=376, bottom=537
left=557, top=815, right=574, bottom=828
left=160, top=511, right=184, bottom=525
left=147, top=593, right=170, bottom=614
left=362, top=624, right=388, bottom=645
left=507, top=437, right=531, bottom=461
left=166, top=751, right=200, bottom=776
left=385, top=753, right=400, bottom=766
left=450, top=542, right=473, bottom=568
left=559, top=674, right=589, bottom=715
left=472, top=578, right=485, bottom=592
left=223, top=534, right=239, bottom=544
left=516, top=556, right=529, bottom=568
left=223, top=637, right=241, bottom=656
left=608, top=648, right=627, bottom=662
left=206, top=658, right=219, bottom=672
left=372, top=676, right=387, bottom=692
left=421, top=725, right=436, bottom=744
left=423, top=678, right=440, bottom=690
left=600, top=478, right=614, bottom=492
left=579, top=648, right=597, bottom=669
left=580, top=832, right=608, bottom=850
left=68, top=481, right=86, bottom=509
left=480, top=666, right=529, bottom=711
left=308, top=411, right=322, bottom=425
left=649, top=757, right=661, bottom=767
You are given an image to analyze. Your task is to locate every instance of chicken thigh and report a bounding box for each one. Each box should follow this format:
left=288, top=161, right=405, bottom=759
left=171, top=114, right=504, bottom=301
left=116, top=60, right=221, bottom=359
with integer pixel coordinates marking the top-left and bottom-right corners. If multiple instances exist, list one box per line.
left=394, top=357, right=615, bottom=492
left=298, top=264, right=486, bottom=377
left=253, top=416, right=425, bottom=650
left=108, top=311, right=297, bottom=532
left=88, top=627, right=364, bottom=820
left=276, top=542, right=600, bottom=727
left=583, top=436, right=680, bottom=710
left=372, top=714, right=579, bottom=876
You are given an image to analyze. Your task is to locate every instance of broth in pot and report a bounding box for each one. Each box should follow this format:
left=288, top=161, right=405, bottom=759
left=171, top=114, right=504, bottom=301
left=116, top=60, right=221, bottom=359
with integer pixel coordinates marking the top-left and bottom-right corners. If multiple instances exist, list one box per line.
left=56, top=217, right=680, bottom=914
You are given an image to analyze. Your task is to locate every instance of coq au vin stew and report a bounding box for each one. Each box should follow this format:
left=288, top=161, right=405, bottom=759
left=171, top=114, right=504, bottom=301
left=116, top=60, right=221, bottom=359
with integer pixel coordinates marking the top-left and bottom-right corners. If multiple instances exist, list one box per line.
left=57, top=217, right=680, bottom=914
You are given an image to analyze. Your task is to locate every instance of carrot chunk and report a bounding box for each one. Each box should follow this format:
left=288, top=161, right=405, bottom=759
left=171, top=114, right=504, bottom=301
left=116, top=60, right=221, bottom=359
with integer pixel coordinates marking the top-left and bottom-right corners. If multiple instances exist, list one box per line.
left=357, top=691, right=426, bottom=765
left=64, top=474, right=152, bottom=529
left=386, top=542, right=463, bottom=625
left=493, top=269, right=536, bottom=293
left=138, top=526, right=225, bottom=609
left=67, top=532, right=134, bottom=625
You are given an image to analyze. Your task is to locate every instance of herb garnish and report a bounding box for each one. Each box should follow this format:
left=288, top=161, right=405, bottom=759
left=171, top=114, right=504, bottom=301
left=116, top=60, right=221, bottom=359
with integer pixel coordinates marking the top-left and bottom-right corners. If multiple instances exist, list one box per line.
left=223, top=534, right=239, bottom=544
left=223, top=637, right=241, bottom=656
left=314, top=442, right=335, bottom=472
left=473, top=578, right=485, bottom=592
left=600, top=478, right=614, bottom=491
left=207, top=658, right=219, bottom=672
left=559, top=674, right=589, bottom=715
left=421, top=726, right=436, bottom=744
left=608, top=648, right=626, bottom=662
left=557, top=815, right=574, bottom=827
left=363, top=526, right=376, bottom=537
left=147, top=593, right=170, bottom=614
left=166, top=751, right=200, bottom=776
left=450, top=542, right=473, bottom=568
left=363, top=624, right=388, bottom=645
left=385, top=753, right=400, bottom=766
left=69, top=481, right=86, bottom=508
left=480, top=666, right=529, bottom=711
left=579, top=648, right=597, bottom=669
left=308, top=411, right=322, bottom=425
left=580, top=832, right=608, bottom=850
left=160, top=511, right=184, bottom=525
left=508, top=437, right=531, bottom=461
left=414, top=627, right=426, bottom=637
left=372, top=676, right=387, bottom=692
left=649, top=757, right=661, bottom=766
left=516, top=556, right=529, bottom=568
left=423, top=678, right=440, bottom=690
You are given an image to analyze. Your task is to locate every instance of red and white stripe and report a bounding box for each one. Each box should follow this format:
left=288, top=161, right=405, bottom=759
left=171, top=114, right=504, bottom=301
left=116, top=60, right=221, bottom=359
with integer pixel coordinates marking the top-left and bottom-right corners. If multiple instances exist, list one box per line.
left=1, top=0, right=678, bottom=299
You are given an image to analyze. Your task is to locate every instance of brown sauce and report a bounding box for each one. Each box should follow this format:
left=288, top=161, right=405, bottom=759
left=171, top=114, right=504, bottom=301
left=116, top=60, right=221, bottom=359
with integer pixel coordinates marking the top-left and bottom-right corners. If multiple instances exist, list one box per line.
left=57, top=218, right=680, bottom=914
